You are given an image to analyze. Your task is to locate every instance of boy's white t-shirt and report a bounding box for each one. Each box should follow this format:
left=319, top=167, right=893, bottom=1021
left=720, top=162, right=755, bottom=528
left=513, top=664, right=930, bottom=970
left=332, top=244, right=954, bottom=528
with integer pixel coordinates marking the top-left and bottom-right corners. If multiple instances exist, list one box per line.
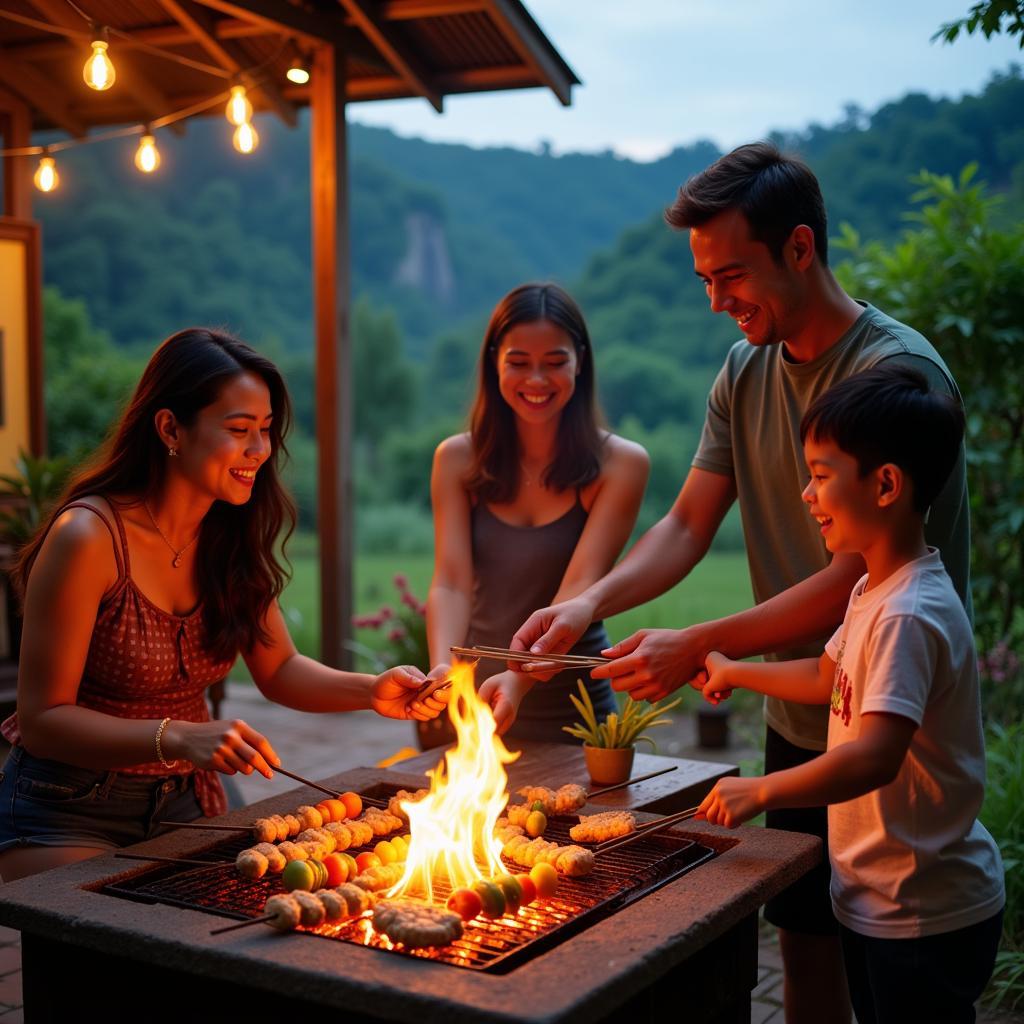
left=825, top=549, right=1004, bottom=939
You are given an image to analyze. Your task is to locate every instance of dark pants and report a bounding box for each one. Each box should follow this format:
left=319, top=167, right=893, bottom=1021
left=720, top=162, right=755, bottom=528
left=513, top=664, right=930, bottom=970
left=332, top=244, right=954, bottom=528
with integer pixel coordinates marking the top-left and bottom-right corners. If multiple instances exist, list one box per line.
left=840, top=910, right=1003, bottom=1024
left=763, top=725, right=838, bottom=934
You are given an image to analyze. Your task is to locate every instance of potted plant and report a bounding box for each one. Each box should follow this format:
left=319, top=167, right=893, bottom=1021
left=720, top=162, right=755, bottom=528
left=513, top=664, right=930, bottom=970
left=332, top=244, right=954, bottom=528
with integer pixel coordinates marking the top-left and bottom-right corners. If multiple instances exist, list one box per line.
left=562, top=680, right=682, bottom=786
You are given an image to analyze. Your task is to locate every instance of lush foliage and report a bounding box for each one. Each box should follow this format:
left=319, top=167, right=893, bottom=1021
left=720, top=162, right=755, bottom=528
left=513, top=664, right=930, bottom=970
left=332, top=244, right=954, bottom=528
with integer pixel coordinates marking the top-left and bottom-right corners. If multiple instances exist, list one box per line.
left=347, top=574, right=429, bottom=673
left=0, top=450, right=72, bottom=547
left=934, top=1, right=1024, bottom=48
left=563, top=679, right=682, bottom=750
left=835, top=167, right=1024, bottom=721
left=981, top=721, right=1024, bottom=1007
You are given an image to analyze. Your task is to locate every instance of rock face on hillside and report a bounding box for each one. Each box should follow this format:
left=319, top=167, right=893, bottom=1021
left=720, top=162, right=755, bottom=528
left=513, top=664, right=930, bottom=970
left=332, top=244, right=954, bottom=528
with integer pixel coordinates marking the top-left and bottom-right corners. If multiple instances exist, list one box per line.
left=394, top=210, right=455, bottom=304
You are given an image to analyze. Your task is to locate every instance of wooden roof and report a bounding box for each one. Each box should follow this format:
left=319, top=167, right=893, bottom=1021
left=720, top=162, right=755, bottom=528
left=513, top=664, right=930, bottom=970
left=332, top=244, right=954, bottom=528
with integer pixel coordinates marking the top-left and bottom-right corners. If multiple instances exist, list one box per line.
left=0, top=0, right=579, bottom=135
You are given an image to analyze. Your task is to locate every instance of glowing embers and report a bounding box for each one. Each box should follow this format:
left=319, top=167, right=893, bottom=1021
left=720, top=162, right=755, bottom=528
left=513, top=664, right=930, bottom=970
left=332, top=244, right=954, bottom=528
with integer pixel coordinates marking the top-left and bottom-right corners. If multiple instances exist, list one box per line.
left=390, top=661, right=519, bottom=903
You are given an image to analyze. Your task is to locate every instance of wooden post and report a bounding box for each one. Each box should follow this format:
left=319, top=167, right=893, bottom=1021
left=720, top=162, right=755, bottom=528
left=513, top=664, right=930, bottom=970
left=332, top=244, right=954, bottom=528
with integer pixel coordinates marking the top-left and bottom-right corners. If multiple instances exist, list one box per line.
left=0, top=86, right=31, bottom=219
left=310, top=43, right=353, bottom=669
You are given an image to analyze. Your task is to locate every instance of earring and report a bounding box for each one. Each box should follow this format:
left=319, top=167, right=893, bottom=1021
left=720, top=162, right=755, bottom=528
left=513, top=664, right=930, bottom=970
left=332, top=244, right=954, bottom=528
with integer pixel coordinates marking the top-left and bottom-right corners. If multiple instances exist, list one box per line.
left=168, top=446, right=178, bottom=457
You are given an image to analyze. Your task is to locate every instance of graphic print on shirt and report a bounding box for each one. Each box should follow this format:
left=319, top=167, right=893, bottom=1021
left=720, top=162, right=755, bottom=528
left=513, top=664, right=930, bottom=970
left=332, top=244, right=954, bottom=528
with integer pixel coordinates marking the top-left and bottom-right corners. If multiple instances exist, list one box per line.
left=830, top=638, right=853, bottom=727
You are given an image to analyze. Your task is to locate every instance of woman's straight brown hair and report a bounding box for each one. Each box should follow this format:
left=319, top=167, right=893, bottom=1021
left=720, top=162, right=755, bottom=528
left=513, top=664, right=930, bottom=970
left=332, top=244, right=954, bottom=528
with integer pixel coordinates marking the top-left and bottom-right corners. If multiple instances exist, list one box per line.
left=465, top=283, right=605, bottom=504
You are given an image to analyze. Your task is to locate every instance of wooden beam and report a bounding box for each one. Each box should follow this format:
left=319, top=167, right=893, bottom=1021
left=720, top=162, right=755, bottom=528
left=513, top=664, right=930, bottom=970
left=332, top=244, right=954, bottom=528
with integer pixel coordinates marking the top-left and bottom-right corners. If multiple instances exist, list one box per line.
left=0, top=52, right=86, bottom=137
left=310, top=43, right=353, bottom=669
left=157, top=0, right=297, bottom=126
left=337, top=0, right=442, bottom=112
left=193, top=0, right=349, bottom=49
left=0, top=87, right=32, bottom=219
left=484, top=0, right=575, bottom=106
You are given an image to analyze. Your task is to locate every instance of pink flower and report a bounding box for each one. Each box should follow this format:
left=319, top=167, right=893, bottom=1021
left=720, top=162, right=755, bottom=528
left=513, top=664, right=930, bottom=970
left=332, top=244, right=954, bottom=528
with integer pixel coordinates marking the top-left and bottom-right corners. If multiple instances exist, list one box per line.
left=401, top=591, right=420, bottom=611
left=379, top=606, right=394, bottom=621
left=393, top=573, right=409, bottom=591
left=388, top=627, right=406, bottom=642
left=352, top=615, right=377, bottom=629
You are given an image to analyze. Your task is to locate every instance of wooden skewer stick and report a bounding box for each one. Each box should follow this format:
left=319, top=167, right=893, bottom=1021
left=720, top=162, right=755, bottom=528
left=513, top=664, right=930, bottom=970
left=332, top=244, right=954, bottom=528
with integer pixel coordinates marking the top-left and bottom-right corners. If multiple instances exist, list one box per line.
left=210, top=913, right=276, bottom=935
left=587, top=765, right=678, bottom=799
left=594, top=805, right=701, bottom=856
left=271, top=765, right=341, bottom=799
left=115, top=852, right=228, bottom=866
left=156, top=820, right=250, bottom=832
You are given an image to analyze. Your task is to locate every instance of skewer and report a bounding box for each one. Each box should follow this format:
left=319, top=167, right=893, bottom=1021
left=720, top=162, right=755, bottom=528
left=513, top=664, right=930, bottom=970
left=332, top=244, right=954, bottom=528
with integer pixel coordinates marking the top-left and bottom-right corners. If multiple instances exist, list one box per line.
left=210, top=913, right=276, bottom=935
left=115, top=852, right=228, bottom=866
left=450, top=645, right=610, bottom=669
left=270, top=765, right=341, bottom=799
left=593, top=805, right=700, bottom=856
left=587, top=765, right=678, bottom=799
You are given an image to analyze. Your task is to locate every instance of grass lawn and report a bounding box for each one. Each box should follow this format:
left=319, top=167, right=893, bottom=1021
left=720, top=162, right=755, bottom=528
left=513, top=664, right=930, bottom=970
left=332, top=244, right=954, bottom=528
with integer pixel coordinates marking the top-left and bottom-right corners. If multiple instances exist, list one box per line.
left=275, top=534, right=753, bottom=666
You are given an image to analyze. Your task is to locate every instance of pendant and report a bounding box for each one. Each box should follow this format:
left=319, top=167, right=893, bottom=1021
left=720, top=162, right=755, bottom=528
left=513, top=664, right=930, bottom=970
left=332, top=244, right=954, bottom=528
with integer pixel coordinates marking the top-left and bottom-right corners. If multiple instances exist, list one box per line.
left=172, top=553, right=182, bottom=568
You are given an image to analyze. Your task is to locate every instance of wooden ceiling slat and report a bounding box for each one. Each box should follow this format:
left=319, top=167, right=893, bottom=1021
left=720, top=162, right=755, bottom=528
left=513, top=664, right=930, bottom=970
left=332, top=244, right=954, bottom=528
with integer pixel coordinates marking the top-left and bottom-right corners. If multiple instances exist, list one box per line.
left=191, top=0, right=348, bottom=49
left=0, top=49, right=87, bottom=136
left=337, top=0, right=442, bottom=113
left=157, top=0, right=296, bottom=125
left=484, top=0, right=573, bottom=105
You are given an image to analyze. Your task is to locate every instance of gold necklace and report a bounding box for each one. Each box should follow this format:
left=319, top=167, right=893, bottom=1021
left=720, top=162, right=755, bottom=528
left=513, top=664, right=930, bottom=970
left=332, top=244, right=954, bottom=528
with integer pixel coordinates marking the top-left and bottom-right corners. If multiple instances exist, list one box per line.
left=143, top=501, right=199, bottom=568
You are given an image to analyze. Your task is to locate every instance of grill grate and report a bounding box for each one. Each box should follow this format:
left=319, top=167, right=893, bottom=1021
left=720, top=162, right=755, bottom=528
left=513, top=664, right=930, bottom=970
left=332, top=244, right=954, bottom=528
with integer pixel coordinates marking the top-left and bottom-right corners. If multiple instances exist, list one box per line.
left=104, top=786, right=715, bottom=972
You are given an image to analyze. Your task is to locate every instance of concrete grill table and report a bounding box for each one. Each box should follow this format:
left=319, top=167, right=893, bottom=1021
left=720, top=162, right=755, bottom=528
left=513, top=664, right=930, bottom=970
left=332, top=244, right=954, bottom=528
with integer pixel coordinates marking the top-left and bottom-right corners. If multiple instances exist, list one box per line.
left=0, top=758, right=819, bottom=1023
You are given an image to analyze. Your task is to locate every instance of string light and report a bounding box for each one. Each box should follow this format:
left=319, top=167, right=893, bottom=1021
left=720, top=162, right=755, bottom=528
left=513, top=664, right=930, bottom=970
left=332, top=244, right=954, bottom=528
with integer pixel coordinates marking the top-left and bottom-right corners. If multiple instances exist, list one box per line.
left=33, top=150, right=59, bottom=193
left=134, top=130, right=160, bottom=173
left=225, top=84, right=252, bottom=126
left=83, top=27, right=116, bottom=91
left=286, top=52, right=310, bottom=85
left=232, top=121, right=259, bottom=154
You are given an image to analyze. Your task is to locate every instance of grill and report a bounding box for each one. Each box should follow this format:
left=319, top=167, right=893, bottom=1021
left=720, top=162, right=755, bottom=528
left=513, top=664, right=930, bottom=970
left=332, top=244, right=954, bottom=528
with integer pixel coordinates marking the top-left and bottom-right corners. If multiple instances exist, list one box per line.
left=104, top=783, right=715, bottom=973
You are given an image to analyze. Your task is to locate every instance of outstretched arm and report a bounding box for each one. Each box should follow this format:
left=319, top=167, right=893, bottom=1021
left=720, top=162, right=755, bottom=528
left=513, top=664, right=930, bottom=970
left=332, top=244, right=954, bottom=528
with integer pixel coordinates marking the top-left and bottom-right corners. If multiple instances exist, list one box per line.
left=701, top=651, right=834, bottom=706
left=698, top=711, right=917, bottom=828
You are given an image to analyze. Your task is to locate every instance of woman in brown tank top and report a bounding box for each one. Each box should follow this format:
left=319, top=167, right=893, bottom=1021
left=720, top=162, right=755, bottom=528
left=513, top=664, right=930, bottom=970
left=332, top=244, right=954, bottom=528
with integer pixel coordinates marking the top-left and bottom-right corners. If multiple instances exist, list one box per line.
left=0, top=328, right=447, bottom=882
left=425, top=284, right=649, bottom=744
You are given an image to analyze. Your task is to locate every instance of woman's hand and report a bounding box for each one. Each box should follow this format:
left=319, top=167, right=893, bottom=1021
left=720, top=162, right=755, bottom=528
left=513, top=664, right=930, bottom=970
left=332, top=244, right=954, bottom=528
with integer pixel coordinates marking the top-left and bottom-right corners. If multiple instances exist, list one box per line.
left=372, top=665, right=450, bottom=721
left=163, top=719, right=280, bottom=778
left=702, top=650, right=735, bottom=705
left=696, top=776, right=768, bottom=829
left=477, top=671, right=532, bottom=735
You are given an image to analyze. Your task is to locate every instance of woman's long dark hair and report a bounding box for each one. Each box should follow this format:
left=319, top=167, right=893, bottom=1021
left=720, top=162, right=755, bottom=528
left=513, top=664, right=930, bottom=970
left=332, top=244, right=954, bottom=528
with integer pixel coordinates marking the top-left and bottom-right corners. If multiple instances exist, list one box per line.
left=465, top=283, right=605, bottom=504
left=13, top=328, right=297, bottom=660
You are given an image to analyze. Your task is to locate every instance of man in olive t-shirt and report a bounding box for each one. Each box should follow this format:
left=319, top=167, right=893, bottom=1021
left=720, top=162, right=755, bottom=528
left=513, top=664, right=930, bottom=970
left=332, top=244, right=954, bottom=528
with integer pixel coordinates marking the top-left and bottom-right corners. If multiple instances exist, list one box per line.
left=511, top=142, right=970, bottom=1024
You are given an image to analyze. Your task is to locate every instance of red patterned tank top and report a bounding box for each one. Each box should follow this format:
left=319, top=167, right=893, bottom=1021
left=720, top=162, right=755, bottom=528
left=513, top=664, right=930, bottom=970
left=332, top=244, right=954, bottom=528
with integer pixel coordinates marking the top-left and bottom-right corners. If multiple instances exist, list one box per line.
left=1, top=499, right=235, bottom=816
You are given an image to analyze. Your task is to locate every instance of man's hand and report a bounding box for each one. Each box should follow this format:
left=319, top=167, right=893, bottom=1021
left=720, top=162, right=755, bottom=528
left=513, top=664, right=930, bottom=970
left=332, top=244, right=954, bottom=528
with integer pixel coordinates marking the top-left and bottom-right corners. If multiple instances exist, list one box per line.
left=591, top=626, right=711, bottom=702
left=477, top=671, right=532, bottom=735
left=510, top=596, right=597, bottom=678
left=696, top=776, right=768, bottom=829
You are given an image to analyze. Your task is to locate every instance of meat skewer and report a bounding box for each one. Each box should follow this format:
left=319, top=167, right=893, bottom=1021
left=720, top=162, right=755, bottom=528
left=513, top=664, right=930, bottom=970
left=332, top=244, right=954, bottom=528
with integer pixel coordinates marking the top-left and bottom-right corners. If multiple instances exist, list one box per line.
left=593, top=805, right=700, bottom=855
left=210, top=884, right=377, bottom=935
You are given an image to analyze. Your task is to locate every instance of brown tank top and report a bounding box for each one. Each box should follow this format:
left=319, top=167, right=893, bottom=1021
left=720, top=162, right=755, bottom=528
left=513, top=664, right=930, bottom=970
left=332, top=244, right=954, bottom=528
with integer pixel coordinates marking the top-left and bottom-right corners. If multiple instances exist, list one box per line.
left=1, top=500, right=233, bottom=816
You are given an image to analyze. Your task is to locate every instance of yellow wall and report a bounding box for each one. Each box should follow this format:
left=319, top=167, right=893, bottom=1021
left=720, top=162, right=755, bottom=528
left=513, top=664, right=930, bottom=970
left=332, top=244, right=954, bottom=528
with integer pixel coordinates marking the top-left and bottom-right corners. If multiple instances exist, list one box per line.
left=0, top=236, right=31, bottom=476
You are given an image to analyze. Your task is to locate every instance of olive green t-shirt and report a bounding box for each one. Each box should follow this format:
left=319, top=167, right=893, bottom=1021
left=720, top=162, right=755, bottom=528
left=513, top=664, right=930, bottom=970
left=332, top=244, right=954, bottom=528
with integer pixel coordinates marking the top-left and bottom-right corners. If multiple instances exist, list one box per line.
left=692, top=302, right=971, bottom=751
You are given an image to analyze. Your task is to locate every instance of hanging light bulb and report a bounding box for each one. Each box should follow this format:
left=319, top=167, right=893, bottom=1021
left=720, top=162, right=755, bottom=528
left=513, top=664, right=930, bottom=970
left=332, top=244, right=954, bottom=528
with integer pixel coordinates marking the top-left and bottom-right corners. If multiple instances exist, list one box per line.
left=232, top=121, right=259, bottom=154
left=286, top=54, right=310, bottom=85
left=83, top=27, right=116, bottom=91
left=33, top=150, right=59, bottom=193
left=134, top=130, right=160, bottom=173
left=225, top=84, right=252, bottom=126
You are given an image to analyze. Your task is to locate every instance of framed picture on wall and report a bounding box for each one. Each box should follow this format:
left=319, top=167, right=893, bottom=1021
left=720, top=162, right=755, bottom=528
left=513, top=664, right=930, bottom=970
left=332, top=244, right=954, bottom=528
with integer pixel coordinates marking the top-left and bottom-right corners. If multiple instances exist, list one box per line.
left=0, top=217, right=44, bottom=475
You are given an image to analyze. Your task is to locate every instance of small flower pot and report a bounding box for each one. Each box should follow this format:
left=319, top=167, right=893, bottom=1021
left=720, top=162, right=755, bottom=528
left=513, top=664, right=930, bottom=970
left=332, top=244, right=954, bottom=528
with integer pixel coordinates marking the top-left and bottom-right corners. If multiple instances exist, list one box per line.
left=583, top=744, right=635, bottom=786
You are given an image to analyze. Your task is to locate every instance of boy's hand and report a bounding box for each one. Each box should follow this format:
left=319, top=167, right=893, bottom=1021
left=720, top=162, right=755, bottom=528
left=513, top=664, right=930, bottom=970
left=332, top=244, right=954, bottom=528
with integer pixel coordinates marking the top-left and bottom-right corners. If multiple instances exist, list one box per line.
left=372, top=665, right=450, bottom=721
left=702, top=650, right=735, bottom=705
left=696, top=776, right=767, bottom=829
left=477, top=671, right=531, bottom=735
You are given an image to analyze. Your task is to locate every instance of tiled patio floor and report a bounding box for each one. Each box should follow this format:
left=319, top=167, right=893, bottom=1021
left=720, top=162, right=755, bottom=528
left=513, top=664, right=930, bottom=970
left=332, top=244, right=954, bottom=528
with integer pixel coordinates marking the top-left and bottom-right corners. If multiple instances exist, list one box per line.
left=0, top=685, right=1018, bottom=1022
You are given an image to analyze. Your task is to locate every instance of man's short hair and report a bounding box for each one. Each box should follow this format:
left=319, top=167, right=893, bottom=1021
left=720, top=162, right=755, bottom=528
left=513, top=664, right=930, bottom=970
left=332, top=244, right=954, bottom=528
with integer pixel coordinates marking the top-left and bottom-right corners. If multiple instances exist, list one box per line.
left=666, top=141, right=829, bottom=265
left=800, top=364, right=965, bottom=516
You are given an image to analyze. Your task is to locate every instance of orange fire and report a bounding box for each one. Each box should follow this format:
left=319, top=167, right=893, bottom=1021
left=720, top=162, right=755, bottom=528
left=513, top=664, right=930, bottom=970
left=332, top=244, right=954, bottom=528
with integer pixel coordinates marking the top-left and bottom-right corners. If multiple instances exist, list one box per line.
left=389, top=660, right=518, bottom=903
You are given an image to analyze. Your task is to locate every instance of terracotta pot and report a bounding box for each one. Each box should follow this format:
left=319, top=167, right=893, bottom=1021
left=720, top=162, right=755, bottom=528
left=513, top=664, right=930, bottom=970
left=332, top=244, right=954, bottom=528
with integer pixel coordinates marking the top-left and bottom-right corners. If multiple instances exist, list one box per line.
left=583, top=744, right=635, bottom=786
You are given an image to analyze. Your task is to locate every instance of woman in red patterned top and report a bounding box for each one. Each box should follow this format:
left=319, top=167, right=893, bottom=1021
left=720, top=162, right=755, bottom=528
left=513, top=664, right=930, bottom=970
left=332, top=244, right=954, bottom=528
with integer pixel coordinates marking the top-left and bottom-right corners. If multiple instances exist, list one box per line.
left=0, top=328, right=446, bottom=882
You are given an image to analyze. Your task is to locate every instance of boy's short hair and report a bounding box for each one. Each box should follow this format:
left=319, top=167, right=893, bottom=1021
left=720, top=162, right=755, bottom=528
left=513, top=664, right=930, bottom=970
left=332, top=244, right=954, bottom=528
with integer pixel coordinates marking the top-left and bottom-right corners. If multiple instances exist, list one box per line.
left=665, top=141, right=829, bottom=265
left=800, top=365, right=965, bottom=515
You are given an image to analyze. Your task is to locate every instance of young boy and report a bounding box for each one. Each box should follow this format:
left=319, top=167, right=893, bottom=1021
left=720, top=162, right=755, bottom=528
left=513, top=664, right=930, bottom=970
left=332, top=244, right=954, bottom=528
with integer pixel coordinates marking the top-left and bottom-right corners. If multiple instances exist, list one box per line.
left=697, top=364, right=1004, bottom=1024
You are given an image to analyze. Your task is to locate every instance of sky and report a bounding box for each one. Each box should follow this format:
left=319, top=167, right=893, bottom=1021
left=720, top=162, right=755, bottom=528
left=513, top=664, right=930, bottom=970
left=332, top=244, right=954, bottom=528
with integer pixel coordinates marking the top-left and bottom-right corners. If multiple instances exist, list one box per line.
left=349, top=0, right=1022, bottom=161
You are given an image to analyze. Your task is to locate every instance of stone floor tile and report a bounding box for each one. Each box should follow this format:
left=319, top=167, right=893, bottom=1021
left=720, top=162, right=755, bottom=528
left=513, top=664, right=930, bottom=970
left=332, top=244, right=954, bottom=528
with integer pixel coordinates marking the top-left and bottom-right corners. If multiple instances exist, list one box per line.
left=0, top=1008, right=22, bottom=1022
left=0, top=932, right=17, bottom=947
left=0, top=949, right=20, bottom=975
left=752, top=969, right=783, bottom=999
left=751, top=1000, right=783, bottom=1023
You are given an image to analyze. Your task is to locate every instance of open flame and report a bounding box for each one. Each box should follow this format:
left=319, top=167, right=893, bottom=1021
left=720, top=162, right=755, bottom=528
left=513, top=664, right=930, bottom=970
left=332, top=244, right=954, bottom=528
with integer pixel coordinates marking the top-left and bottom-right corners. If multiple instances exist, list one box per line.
left=389, top=660, right=518, bottom=903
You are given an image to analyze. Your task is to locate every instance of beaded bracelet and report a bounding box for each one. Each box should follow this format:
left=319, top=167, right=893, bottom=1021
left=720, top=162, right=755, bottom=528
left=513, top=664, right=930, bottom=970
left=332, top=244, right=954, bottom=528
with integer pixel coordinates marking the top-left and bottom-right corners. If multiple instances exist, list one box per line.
left=155, top=716, right=173, bottom=769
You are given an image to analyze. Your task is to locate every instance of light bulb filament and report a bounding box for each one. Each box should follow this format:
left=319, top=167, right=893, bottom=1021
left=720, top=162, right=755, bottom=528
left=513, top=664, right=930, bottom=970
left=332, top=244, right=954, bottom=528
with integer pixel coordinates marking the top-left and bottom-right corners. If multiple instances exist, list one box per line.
left=84, top=37, right=115, bottom=91
left=226, top=85, right=252, bottom=126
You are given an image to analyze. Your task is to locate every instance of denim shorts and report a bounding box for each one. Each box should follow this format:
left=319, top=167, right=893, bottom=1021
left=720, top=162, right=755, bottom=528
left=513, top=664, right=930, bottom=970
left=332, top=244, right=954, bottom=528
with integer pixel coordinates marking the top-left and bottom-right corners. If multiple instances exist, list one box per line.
left=0, top=745, right=203, bottom=852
